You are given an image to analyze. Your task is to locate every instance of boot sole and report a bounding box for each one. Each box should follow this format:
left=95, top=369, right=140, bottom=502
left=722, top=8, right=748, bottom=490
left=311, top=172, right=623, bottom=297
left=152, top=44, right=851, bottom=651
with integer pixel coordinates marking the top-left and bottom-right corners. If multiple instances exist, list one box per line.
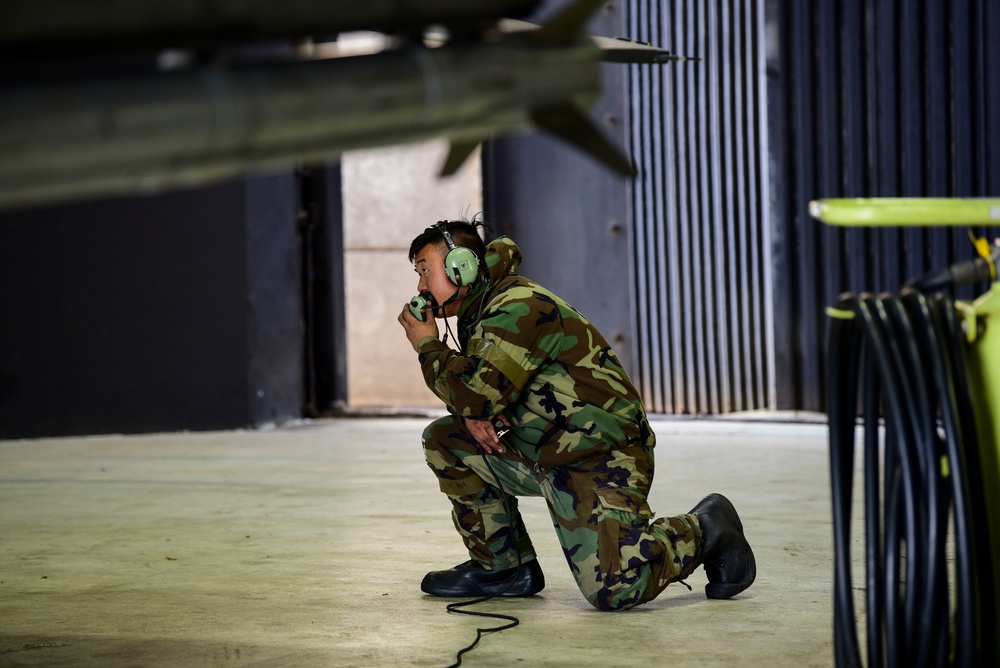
left=421, top=584, right=543, bottom=598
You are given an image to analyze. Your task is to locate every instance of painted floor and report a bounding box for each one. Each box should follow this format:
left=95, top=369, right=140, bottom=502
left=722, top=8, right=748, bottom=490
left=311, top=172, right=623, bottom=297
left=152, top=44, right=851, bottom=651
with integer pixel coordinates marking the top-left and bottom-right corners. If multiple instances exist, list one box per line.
left=0, top=417, right=853, bottom=667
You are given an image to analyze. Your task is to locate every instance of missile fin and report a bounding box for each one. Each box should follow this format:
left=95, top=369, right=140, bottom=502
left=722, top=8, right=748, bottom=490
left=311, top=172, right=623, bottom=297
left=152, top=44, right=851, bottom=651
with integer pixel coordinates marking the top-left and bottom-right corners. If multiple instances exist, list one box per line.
left=530, top=103, right=636, bottom=177
left=439, top=139, right=481, bottom=177
left=591, top=35, right=703, bottom=64
left=500, top=19, right=703, bottom=64
left=531, top=0, right=605, bottom=44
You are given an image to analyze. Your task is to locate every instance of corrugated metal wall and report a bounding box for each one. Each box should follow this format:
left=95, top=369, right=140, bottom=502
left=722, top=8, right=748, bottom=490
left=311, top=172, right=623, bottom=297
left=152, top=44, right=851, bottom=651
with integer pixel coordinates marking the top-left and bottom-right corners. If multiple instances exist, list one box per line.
left=626, top=0, right=772, bottom=415
left=766, top=0, right=1000, bottom=412
left=625, top=0, right=1000, bottom=414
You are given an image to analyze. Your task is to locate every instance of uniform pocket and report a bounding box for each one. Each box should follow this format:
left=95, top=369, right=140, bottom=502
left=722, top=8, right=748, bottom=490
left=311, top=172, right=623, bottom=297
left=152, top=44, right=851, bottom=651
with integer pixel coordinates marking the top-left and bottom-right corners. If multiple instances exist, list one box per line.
left=594, top=487, right=657, bottom=578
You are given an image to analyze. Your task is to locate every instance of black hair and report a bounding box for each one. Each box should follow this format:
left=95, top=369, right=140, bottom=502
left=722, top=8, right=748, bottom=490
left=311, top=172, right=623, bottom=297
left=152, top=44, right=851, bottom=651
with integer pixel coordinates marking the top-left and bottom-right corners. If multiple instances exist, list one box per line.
left=408, top=214, right=493, bottom=266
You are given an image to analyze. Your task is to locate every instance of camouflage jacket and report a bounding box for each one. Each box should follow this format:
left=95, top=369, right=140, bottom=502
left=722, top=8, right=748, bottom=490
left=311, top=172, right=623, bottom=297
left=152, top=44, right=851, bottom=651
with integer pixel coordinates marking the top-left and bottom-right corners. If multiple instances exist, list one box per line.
left=417, top=237, right=653, bottom=466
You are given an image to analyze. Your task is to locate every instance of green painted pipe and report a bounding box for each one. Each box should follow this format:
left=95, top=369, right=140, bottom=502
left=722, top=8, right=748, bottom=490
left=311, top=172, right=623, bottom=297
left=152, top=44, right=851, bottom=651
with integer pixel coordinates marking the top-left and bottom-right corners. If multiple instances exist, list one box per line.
left=809, top=198, right=1000, bottom=226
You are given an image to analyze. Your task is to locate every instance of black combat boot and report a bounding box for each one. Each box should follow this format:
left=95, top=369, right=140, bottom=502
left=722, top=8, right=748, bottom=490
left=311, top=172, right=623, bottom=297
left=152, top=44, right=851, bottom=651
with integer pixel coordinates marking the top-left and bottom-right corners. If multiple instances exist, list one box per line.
left=421, top=558, right=544, bottom=598
left=689, top=493, right=756, bottom=599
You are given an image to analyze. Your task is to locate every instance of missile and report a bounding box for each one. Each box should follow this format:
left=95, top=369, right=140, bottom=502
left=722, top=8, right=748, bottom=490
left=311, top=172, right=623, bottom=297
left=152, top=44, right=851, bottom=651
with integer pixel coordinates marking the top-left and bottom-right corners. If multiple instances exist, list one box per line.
left=0, top=0, right=693, bottom=209
left=0, top=0, right=542, bottom=53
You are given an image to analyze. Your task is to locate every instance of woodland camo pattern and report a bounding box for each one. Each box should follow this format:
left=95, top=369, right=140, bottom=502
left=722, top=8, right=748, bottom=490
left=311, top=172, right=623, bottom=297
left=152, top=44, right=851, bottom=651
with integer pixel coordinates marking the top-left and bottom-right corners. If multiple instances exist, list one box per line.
left=417, top=237, right=703, bottom=610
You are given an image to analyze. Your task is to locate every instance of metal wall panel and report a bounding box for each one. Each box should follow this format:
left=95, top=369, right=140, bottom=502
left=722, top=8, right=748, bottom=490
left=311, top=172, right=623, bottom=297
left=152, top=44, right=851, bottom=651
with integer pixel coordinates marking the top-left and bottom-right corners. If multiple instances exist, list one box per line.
left=626, top=0, right=772, bottom=414
left=765, top=0, right=1000, bottom=412
left=483, top=0, right=998, bottom=416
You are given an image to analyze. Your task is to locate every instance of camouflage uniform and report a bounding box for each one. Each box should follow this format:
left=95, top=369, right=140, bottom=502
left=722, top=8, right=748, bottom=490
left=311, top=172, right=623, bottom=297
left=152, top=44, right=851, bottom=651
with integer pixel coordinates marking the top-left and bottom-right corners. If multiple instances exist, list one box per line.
left=417, top=237, right=703, bottom=611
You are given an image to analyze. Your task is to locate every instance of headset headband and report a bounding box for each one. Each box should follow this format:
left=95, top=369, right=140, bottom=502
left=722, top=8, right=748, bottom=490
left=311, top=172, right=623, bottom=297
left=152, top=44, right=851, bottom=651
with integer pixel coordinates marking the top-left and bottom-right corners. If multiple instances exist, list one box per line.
left=435, top=221, right=457, bottom=250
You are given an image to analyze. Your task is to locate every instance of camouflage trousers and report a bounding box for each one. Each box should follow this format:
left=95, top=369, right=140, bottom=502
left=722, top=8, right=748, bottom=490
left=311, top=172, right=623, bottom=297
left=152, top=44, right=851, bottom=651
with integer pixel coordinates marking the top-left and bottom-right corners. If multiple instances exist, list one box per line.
left=422, top=415, right=704, bottom=611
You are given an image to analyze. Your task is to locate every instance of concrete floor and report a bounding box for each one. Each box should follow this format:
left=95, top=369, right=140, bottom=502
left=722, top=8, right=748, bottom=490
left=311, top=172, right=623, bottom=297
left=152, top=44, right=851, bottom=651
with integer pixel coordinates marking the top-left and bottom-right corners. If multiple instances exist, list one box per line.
left=0, top=416, right=850, bottom=667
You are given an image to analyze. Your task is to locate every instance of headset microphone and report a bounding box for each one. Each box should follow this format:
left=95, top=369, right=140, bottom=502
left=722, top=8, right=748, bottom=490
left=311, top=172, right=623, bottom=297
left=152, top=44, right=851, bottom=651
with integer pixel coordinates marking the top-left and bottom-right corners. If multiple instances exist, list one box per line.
left=408, top=293, right=430, bottom=321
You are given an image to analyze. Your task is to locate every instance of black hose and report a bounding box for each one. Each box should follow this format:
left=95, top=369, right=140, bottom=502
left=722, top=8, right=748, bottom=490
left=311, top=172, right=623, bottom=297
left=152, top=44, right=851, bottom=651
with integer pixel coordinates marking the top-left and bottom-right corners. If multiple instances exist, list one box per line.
left=904, top=249, right=1000, bottom=292
left=892, top=294, right=952, bottom=664
left=883, top=298, right=929, bottom=660
left=827, top=299, right=863, bottom=668
left=827, top=286, right=992, bottom=667
left=861, top=350, right=883, bottom=668
left=898, top=292, right=951, bottom=665
left=858, top=296, right=920, bottom=666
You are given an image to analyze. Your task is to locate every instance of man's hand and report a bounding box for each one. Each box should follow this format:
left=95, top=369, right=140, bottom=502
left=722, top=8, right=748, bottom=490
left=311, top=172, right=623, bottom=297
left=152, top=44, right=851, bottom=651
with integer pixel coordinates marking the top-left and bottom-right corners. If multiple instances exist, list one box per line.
left=464, top=415, right=508, bottom=455
left=398, top=304, right=439, bottom=351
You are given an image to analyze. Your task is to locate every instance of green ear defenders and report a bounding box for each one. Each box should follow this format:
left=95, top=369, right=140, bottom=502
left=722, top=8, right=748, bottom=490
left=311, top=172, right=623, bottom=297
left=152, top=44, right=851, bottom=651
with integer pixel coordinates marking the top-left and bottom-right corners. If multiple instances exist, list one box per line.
left=435, top=222, right=480, bottom=287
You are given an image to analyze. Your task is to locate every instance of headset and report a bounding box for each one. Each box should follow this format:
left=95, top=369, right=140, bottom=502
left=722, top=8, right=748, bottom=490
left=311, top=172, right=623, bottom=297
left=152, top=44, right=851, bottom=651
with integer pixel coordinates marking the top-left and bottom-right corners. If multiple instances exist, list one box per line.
left=435, top=221, right=480, bottom=287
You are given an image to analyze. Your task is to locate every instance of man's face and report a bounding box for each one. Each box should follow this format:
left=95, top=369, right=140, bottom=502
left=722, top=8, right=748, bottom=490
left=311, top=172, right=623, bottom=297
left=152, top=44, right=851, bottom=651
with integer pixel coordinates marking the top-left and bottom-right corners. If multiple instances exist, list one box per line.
left=413, top=242, right=467, bottom=318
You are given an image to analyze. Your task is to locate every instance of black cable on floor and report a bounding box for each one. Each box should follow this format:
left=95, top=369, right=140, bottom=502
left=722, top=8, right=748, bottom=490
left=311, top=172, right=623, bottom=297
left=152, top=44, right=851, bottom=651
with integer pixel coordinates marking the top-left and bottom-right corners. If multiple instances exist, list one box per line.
left=442, top=449, right=523, bottom=668
left=443, top=595, right=519, bottom=668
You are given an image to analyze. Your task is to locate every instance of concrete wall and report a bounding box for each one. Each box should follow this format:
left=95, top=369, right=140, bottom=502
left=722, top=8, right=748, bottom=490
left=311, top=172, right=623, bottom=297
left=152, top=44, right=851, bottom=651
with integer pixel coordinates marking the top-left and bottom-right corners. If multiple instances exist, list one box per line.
left=342, top=139, right=481, bottom=408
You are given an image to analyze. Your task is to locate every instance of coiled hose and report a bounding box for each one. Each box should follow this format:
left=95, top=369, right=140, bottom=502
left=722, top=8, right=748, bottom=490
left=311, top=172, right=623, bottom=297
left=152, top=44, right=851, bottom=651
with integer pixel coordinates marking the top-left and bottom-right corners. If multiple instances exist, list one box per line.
left=827, top=289, right=996, bottom=667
